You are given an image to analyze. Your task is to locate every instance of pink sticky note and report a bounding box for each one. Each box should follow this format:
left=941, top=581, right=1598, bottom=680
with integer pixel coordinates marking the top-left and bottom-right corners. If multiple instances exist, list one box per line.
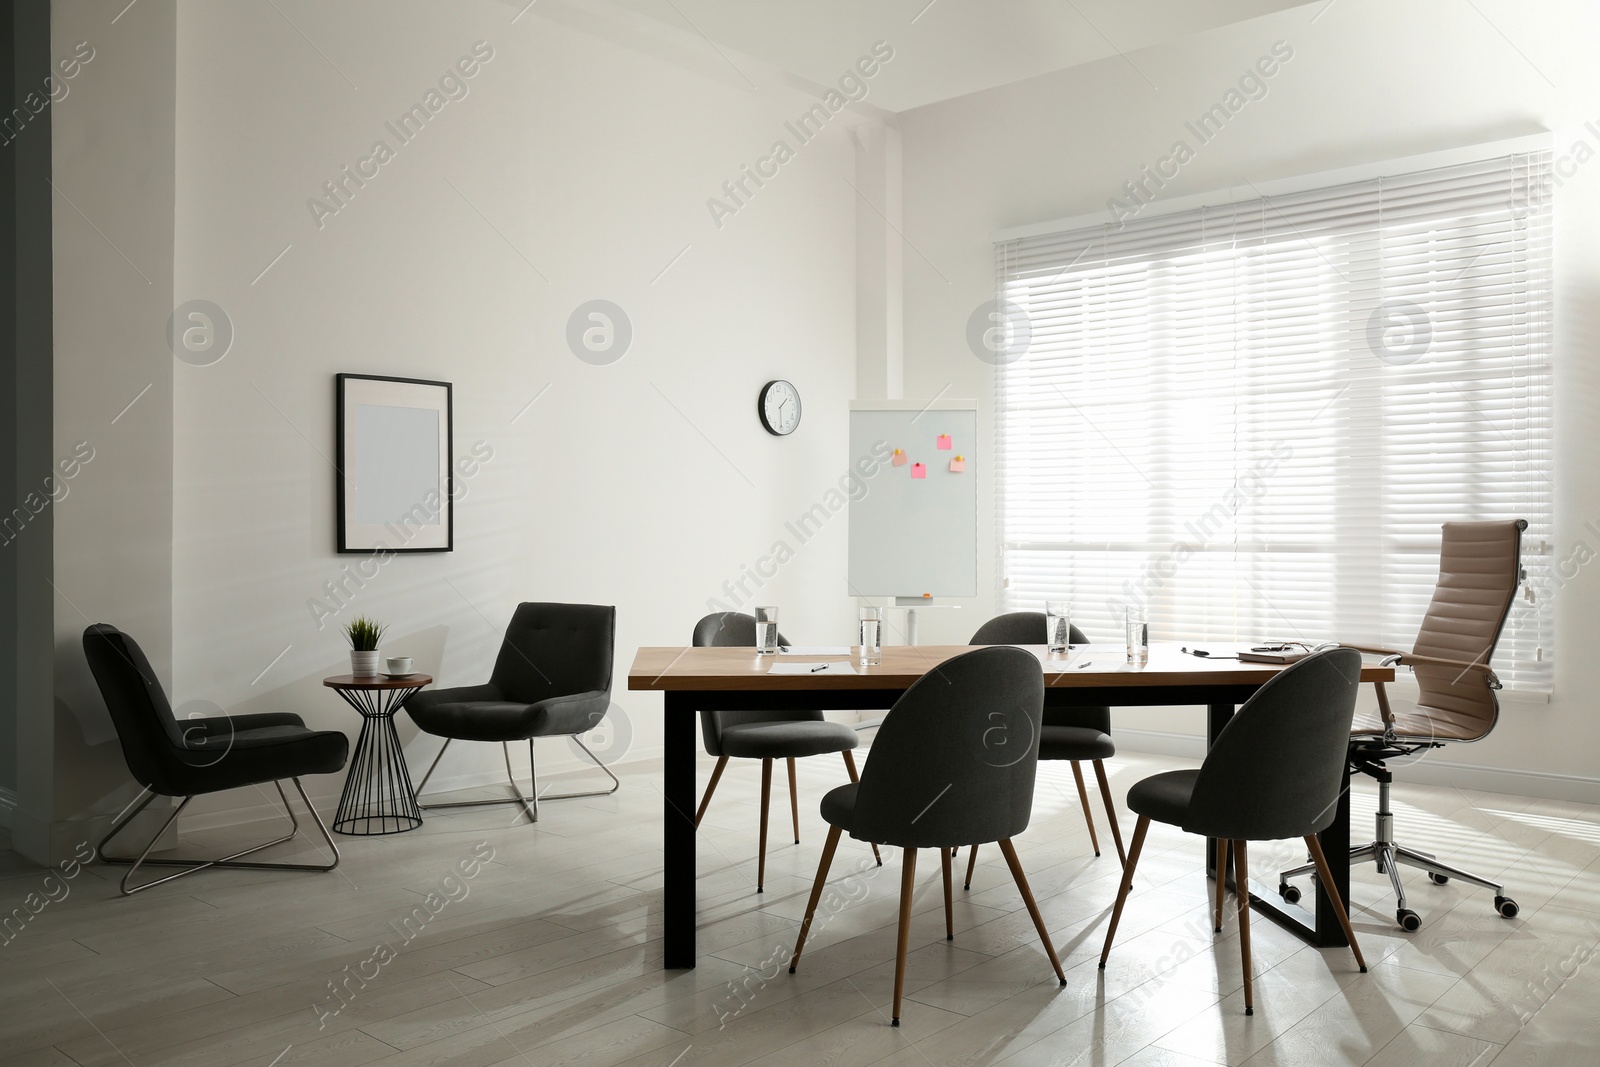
left=949, top=456, right=966, bottom=473
left=910, top=462, right=927, bottom=479
left=891, top=449, right=907, bottom=467
left=936, top=434, right=953, bottom=450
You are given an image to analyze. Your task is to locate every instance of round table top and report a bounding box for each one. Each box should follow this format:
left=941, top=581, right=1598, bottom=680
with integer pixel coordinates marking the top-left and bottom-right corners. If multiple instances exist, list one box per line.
left=323, top=673, right=433, bottom=690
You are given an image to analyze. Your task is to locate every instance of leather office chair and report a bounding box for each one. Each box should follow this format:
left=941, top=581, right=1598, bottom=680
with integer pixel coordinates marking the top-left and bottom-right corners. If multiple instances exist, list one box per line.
left=404, top=602, right=618, bottom=824
left=958, top=612, right=1124, bottom=890
left=1279, top=519, right=1526, bottom=930
left=1101, top=649, right=1368, bottom=1016
left=789, top=646, right=1066, bottom=1026
left=84, top=624, right=349, bottom=895
left=691, top=612, right=878, bottom=892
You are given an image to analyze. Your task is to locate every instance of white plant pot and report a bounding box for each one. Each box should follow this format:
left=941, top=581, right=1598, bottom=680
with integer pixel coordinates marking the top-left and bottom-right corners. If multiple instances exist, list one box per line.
left=350, top=650, right=381, bottom=676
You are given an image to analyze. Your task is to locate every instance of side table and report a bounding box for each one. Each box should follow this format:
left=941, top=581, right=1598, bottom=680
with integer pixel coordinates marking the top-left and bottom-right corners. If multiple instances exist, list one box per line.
left=324, top=673, right=432, bottom=835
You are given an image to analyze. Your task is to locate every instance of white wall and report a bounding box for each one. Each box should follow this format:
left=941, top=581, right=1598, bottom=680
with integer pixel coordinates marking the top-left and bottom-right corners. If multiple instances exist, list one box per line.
left=897, top=0, right=1600, bottom=797
left=169, top=0, right=873, bottom=820
left=39, top=0, right=176, bottom=861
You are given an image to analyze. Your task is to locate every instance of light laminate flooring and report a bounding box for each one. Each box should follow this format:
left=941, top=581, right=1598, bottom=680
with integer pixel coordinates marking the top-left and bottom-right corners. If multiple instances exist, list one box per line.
left=3, top=750, right=1598, bottom=1066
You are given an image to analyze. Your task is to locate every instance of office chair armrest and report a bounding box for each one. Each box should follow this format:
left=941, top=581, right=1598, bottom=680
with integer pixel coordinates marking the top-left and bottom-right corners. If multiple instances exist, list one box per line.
left=1391, top=652, right=1501, bottom=689
left=1345, top=644, right=1406, bottom=661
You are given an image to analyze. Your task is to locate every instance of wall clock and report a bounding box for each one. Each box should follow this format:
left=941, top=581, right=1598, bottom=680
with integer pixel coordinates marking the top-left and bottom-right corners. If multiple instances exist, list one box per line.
left=758, top=379, right=801, bottom=436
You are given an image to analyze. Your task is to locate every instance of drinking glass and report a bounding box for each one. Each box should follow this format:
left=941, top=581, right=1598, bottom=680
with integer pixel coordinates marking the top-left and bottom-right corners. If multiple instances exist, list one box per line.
left=754, top=606, right=779, bottom=654
left=1125, top=607, right=1149, bottom=667
left=858, top=607, right=883, bottom=666
left=1045, top=601, right=1071, bottom=654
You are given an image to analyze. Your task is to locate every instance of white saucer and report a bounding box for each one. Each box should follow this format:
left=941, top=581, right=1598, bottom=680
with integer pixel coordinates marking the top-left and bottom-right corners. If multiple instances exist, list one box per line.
left=381, top=671, right=418, bottom=679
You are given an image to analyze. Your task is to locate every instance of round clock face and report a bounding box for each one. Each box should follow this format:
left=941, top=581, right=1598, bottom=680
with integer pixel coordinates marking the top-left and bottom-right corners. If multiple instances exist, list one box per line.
left=758, top=380, right=801, bottom=436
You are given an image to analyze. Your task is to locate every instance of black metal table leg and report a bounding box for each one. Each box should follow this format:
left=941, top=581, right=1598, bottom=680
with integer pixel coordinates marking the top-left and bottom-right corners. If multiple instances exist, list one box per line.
left=1205, top=702, right=1233, bottom=884
left=1205, top=700, right=1350, bottom=948
left=663, top=693, right=697, bottom=968
left=331, top=684, right=425, bottom=835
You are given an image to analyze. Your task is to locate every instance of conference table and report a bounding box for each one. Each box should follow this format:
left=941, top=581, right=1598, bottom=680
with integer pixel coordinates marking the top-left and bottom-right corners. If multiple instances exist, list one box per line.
left=628, top=642, right=1394, bottom=970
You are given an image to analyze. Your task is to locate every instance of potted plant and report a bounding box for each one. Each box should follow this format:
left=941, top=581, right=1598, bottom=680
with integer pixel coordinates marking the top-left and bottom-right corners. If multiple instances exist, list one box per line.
left=343, top=615, right=387, bottom=676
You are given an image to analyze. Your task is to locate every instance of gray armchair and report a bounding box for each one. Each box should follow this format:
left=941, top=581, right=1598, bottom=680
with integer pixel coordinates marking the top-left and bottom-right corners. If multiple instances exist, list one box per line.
left=405, top=602, right=618, bottom=824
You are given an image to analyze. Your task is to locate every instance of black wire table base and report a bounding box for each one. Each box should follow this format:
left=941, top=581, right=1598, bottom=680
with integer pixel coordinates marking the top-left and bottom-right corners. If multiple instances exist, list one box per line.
left=330, top=683, right=426, bottom=835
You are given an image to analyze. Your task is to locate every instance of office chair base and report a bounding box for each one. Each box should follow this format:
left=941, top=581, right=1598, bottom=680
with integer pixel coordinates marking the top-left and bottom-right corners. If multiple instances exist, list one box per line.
left=97, top=779, right=339, bottom=896
left=414, top=737, right=620, bottom=825
left=1279, top=779, right=1511, bottom=929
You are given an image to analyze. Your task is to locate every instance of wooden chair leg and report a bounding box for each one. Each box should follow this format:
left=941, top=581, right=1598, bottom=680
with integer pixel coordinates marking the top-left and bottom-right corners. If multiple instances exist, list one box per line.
left=1305, top=834, right=1368, bottom=973
left=892, top=847, right=918, bottom=1026
left=842, top=751, right=881, bottom=866
left=997, top=838, right=1066, bottom=985
left=941, top=846, right=954, bottom=940
left=1214, top=838, right=1228, bottom=933
left=1070, top=761, right=1102, bottom=857
left=964, top=842, right=980, bottom=890
left=1099, top=815, right=1150, bottom=968
left=758, top=759, right=772, bottom=893
left=788, top=757, right=800, bottom=844
left=1233, top=839, right=1254, bottom=1015
left=1092, top=760, right=1126, bottom=866
left=789, top=824, right=842, bottom=973
left=694, top=756, right=728, bottom=828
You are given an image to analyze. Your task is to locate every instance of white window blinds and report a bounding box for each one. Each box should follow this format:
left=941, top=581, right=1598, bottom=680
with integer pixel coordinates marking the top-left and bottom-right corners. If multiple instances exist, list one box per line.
left=995, top=149, right=1553, bottom=692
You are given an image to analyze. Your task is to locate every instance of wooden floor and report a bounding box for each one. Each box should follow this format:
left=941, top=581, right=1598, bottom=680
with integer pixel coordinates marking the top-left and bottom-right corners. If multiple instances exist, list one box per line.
left=3, top=749, right=1598, bottom=1066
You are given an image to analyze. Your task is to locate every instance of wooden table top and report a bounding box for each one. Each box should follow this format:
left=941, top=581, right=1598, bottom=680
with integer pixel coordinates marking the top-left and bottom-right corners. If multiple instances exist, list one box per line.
left=627, top=643, right=1394, bottom=692
left=323, top=673, right=433, bottom=690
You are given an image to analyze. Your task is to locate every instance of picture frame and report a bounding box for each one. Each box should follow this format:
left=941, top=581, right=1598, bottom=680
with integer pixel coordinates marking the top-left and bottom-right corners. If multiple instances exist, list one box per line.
left=336, top=373, right=453, bottom=553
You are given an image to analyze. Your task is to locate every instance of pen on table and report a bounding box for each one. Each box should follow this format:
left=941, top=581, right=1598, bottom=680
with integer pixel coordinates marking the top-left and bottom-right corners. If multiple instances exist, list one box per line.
left=809, top=664, right=828, bottom=673
left=1075, top=660, right=1093, bottom=670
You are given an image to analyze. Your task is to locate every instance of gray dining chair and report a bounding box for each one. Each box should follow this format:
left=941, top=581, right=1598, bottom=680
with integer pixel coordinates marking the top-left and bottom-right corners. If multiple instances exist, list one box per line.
left=692, top=612, right=878, bottom=892
left=789, top=645, right=1066, bottom=1026
left=958, top=612, right=1124, bottom=890
left=404, top=602, right=618, bottom=824
left=1100, top=648, right=1369, bottom=1015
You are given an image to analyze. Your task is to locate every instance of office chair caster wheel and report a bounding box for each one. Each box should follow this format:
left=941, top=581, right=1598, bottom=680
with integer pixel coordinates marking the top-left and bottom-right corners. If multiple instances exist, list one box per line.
left=1396, top=909, right=1422, bottom=932
left=1428, top=872, right=1449, bottom=885
left=1495, top=896, right=1519, bottom=918
left=1279, top=883, right=1302, bottom=905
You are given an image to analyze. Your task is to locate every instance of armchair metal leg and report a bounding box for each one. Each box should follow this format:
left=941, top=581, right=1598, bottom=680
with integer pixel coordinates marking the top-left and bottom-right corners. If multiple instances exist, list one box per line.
left=414, top=736, right=619, bottom=825
left=97, top=780, right=339, bottom=896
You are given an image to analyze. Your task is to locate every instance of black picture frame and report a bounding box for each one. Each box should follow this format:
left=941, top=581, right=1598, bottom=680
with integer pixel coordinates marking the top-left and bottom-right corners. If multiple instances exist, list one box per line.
left=335, top=373, right=454, bottom=553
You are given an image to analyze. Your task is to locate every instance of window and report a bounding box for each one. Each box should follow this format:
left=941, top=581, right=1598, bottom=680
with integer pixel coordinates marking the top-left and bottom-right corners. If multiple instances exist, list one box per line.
left=995, top=148, right=1553, bottom=692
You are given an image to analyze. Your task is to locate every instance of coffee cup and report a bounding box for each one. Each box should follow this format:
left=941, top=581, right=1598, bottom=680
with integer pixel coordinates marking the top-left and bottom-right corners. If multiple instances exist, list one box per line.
left=385, top=656, right=414, bottom=675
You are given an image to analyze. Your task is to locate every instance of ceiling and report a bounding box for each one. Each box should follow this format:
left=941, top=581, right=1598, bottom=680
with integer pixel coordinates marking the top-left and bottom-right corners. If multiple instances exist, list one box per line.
left=585, top=0, right=1315, bottom=113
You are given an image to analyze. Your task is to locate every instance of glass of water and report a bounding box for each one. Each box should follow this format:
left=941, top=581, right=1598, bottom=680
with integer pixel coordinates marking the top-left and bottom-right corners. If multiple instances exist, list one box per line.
left=754, top=606, right=779, bottom=654
left=858, top=606, right=883, bottom=666
left=1045, top=600, right=1071, bottom=654
left=1125, top=607, right=1149, bottom=667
